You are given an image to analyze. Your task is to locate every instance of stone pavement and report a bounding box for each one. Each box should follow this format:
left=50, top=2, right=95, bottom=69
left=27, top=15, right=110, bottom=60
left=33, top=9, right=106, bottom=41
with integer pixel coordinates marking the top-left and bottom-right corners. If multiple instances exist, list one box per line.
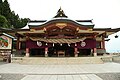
left=0, top=62, right=120, bottom=80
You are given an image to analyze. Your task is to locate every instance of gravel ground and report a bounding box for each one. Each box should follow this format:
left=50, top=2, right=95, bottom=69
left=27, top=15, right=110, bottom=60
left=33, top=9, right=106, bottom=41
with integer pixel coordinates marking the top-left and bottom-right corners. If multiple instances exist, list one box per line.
left=97, top=56, right=120, bottom=80
left=96, top=73, right=120, bottom=80
left=0, top=74, right=25, bottom=80
left=0, top=62, right=7, bottom=65
left=0, top=62, right=25, bottom=80
left=0, top=73, right=120, bottom=80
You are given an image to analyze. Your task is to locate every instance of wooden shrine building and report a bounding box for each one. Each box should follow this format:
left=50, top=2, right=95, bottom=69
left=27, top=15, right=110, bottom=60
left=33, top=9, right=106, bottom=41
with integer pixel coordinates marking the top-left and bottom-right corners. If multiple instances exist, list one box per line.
left=13, top=8, right=120, bottom=57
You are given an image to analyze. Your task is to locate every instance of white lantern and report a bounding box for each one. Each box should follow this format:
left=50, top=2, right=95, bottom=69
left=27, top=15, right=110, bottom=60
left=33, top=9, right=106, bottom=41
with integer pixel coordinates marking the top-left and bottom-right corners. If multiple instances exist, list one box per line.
left=37, top=41, right=42, bottom=47
left=81, top=41, right=86, bottom=47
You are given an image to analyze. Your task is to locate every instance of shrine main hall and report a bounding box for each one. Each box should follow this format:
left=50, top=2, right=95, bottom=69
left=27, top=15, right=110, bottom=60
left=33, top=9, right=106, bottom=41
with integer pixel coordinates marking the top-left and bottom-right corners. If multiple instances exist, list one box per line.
left=14, top=8, right=120, bottom=57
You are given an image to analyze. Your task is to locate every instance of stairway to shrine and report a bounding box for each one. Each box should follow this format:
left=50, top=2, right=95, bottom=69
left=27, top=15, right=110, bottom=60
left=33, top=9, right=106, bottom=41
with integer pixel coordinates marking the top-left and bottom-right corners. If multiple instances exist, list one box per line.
left=12, top=57, right=104, bottom=65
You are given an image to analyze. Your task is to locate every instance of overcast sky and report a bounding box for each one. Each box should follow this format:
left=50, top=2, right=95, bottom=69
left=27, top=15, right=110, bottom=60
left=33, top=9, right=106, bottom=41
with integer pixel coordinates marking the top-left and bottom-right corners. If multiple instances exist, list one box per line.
left=8, top=0, right=120, bottom=52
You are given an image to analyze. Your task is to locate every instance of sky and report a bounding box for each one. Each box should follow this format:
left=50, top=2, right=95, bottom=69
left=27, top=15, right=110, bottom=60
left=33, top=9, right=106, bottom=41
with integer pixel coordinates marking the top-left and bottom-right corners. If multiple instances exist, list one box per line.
left=8, top=0, right=120, bottom=53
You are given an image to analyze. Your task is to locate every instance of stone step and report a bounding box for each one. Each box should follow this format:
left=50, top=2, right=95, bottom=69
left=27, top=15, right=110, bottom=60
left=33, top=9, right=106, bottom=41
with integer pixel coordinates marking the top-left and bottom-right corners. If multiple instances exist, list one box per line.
left=21, top=74, right=103, bottom=80
left=12, top=57, right=103, bottom=65
left=0, top=75, right=1, bottom=78
left=112, top=56, right=120, bottom=62
left=101, top=57, right=113, bottom=62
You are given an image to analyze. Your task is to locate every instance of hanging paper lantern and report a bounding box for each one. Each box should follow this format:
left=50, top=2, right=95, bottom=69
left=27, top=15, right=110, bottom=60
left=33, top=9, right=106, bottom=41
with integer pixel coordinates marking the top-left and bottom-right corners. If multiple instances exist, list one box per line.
left=37, top=41, right=42, bottom=47
left=81, top=41, right=86, bottom=47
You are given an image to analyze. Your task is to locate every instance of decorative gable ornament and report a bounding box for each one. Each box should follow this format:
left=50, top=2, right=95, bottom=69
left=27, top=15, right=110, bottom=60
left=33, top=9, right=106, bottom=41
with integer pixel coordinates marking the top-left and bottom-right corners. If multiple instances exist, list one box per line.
left=37, top=41, right=42, bottom=47
left=56, top=23, right=67, bottom=29
left=81, top=41, right=86, bottom=47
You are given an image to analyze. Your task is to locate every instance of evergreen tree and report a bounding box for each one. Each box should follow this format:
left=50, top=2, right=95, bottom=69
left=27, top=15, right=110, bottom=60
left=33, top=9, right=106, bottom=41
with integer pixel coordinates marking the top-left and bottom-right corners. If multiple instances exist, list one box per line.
left=20, top=18, right=29, bottom=27
left=0, top=15, right=9, bottom=28
left=0, top=0, right=29, bottom=29
left=2, top=0, right=11, bottom=17
left=0, top=0, right=2, bottom=3
left=2, top=0, right=11, bottom=27
left=0, top=0, right=3, bottom=15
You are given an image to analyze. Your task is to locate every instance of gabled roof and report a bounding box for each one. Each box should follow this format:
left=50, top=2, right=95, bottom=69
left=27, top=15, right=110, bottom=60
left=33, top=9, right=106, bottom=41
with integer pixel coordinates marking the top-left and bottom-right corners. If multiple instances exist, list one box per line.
left=28, top=19, right=94, bottom=26
left=21, top=8, right=94, bottom=29
left=28, top=18, right=94, bottom=28
left=20, top=7, right=120, bottom=36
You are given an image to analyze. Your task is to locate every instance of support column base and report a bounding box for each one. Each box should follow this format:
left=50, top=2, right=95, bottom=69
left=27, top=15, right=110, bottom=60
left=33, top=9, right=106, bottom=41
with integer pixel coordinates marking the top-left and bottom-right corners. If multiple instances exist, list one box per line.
left=25, top=53, right=29, bottom=57
left=93, top=53, right=97, bottom=57
left=45, top=54, right=48, bottom=57
left=75, top=53, right=78, bottom=57
left=45, top=51, right=48, bottom=57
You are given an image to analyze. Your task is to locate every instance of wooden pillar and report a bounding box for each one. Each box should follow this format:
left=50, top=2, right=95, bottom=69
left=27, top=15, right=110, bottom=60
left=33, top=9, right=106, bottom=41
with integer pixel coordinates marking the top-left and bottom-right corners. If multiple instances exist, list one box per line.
left=26, top=48, right=29, bottom=57
left=93, top=48, right=97, bottom=56
left=102, top=37, right=105, bottom=49
left=45, top=47, right=48, bottom=57
left=16, top=37, right=20, bottom=50
left=18, top=42, right=21, bottom=50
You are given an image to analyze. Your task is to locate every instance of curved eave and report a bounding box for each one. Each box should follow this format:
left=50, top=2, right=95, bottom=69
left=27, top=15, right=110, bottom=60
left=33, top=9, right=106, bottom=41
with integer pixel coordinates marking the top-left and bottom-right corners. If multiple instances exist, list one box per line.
left=76, top=20, right=92, bottom=22
left=29, top=18, right=94, bottom=29
left=93, top=28, right=120, bottom=32
left=94, top=28, right=120, bottom=36
left=107, top=28, right=120, bottom=32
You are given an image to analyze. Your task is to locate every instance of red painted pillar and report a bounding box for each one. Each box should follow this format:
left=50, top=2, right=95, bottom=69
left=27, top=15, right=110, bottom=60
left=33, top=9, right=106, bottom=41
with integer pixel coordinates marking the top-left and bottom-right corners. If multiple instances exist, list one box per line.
left=45, top=47, right=48, bottom=57
left=25, top=34, right=30, bottom=57
left=26, top=48, right=30, bottom=57
left=93, top=34, right=97, bottom=56
left=74, top=43, right=78, bottom=57
left=93, top=48, right=97, bottom=56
